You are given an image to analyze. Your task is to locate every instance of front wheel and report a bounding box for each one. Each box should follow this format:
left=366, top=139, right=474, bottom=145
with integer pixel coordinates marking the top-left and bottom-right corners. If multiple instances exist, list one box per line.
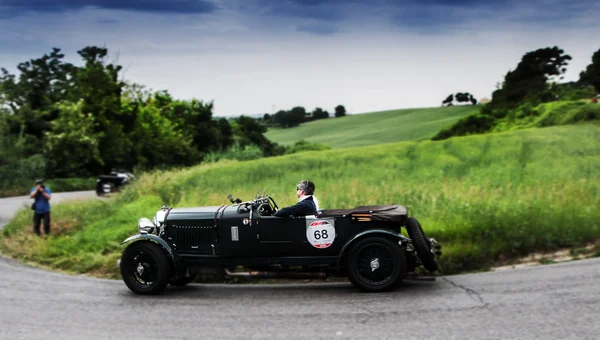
left=346, top=237, right=406, bottom=292
left=120, top=241, right=171, bottom=295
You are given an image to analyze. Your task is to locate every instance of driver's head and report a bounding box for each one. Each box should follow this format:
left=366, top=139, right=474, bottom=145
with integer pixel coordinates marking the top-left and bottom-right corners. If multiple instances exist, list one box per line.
left=296, top=180, right=315, bottom=197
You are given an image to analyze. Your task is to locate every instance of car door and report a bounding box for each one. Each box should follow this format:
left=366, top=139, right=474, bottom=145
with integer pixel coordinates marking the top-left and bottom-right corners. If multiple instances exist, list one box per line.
left=255, top=216, right=306, bottom=256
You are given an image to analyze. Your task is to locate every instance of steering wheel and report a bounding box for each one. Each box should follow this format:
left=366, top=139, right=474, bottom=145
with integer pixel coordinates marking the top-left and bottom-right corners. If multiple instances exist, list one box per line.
left=257, top=203, right=274, bottom=216
left=268, top=196, right=279, bottom=210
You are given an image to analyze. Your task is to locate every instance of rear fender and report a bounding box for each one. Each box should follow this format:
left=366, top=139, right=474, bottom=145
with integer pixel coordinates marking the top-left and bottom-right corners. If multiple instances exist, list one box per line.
left=337, top=229, right=410, bottom=269
left=121, top=234, right=176, bottom=265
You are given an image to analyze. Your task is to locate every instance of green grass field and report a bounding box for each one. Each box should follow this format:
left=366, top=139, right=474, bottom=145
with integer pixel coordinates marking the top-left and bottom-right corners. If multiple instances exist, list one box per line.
left=265, top=105, right=478, bottom=148
left=1, top=123, right=598, bottom=278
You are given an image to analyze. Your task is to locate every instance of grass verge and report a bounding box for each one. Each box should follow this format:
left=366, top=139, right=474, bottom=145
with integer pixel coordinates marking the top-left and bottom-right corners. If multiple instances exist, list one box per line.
left=1, top=124, right=599, bottom=279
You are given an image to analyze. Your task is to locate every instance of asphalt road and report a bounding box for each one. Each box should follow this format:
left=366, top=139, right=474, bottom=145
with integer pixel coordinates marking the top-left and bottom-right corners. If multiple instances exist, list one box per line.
left=0, top=253, right=598, bottom=339
left=0, top=193, right=599, bottom=339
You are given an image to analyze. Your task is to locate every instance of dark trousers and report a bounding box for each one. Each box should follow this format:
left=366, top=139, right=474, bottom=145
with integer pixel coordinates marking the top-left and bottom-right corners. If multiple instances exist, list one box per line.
left=33, top=212, right=51, bottom=236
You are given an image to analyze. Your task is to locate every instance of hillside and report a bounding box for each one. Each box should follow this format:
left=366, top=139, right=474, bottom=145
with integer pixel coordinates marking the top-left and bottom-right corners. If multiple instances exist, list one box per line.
left=265, top=105, right=478, bottom=148
left=2, top=123, right=599, bottom=277
left=433, top=100, right=600, bottom=140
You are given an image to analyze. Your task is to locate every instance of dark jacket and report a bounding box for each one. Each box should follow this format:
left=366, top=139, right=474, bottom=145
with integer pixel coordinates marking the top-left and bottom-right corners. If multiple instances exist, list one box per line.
left=273, top=196, right=317, bottom=218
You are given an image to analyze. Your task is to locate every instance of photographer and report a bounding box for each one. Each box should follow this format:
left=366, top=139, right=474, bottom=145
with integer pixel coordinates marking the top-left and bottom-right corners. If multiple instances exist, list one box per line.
left=29, top=179, right=52, bottom=236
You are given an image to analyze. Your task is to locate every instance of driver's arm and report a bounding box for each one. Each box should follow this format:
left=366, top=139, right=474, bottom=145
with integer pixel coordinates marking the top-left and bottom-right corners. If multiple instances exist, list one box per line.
left=273, top=201, right=307, bottom=218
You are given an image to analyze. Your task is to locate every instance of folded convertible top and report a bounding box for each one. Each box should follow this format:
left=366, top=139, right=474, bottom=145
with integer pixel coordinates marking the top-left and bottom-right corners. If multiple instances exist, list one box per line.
left=319, top=204, right=408, bottom=224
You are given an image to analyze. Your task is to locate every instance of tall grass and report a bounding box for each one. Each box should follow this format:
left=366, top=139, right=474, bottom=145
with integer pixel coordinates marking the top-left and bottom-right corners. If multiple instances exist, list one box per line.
left=1, top=124, right=598, bottom=277
left=265, top=105, right=478, bottom=148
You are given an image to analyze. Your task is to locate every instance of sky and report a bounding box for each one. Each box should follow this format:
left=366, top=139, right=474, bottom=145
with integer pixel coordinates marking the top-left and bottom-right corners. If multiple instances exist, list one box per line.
left=0, top=0, right=599, bottom=117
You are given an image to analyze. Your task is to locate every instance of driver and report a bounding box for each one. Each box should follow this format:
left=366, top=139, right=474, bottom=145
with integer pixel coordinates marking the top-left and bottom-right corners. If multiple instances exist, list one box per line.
left=273, top=180, right=320, bottom=217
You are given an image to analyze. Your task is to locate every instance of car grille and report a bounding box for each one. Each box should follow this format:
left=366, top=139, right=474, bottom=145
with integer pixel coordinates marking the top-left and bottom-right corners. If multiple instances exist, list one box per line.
left=171, top=225, right=215, bottom=253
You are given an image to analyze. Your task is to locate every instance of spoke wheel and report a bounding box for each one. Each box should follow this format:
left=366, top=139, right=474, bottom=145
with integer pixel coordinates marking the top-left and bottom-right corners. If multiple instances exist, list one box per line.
left=347, top=237, right=406, bottom=292
left=120, top=241, right=170, bottom=295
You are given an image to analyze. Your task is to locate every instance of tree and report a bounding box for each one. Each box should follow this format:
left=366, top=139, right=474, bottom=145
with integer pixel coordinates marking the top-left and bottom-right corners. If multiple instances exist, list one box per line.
left=312, top=107, right=329, bottom=120
left=442, top=92, right=477, bottom=106
left=290, top=106, right=307, bottom=124
left=127, top=97, right=197, bottom=169
left=271, top=107, right=306, bottom=128
left=70, top=46, right=132, bottom=173
left=335, top=105, right=346, bottom=117
left=233, top=116, right=283, bottom=156
left=442, top=94, right=454, bottom=106
left=43, top=101, right=103, bottom=177
left=579, top=48, right=600, bottom=93
left=216, top=117, right=234, bottom=151
left=0, top=48, right=75, bottom=155
left=491, top=46, right=572, bottom=110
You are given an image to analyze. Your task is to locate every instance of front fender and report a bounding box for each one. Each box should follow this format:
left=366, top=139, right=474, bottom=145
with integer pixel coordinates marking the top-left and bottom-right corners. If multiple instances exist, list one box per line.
left=121, top=234, right=176, bottom=264
left=337, top=229, right=410, bottom=269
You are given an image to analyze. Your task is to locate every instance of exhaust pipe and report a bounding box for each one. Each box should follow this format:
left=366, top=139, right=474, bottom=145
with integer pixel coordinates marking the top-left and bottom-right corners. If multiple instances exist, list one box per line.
left=224, top=268, right=327, bottom=279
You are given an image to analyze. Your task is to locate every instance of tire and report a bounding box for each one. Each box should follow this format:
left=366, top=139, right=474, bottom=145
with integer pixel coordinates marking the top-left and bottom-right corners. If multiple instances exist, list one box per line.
left=102, top=182, right=115, bottom=194
left=169, top=275, right=196, bottom=286
left=95, top=182, right=105, bottom=196
left=120, top=241, right=171, bottom=295
left=96, top=181, right=115, bottom=196
left=346, top=236, right=406, bottom=292
left=405, top=217, right=438, bottom=272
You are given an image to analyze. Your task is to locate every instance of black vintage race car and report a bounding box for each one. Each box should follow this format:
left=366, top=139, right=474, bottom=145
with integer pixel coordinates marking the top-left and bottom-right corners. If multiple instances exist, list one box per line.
left=96, top=170, right=135, bottom=196
left=119, top=194, right=441, bottom=295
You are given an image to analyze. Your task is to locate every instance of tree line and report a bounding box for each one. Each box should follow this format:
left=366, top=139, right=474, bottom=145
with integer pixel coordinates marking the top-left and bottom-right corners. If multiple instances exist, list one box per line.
left=0, top=46, right=346, bottom=181
left=261, top=104, right=346, bottom=128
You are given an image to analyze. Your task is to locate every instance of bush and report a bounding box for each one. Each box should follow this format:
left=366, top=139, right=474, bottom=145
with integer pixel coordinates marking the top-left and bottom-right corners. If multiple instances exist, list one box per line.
left=434, top=100, right=600, bottom=140
left=286, top=140, right=331, bottom=154
left=0, top=155, right=47, bottom=196
left=550, top=82, right=596, bottom=101
left=432, top=114, right=496, bottom=140
left=204, top=144, right=264, bottom=163
left=559, top=102, right=600, bottom=123
left=45, top=178, right=96, bottom=192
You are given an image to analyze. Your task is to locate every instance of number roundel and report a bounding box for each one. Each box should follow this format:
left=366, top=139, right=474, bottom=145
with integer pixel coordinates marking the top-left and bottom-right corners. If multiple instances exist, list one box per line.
left=306, top=220, right=336, bottom=249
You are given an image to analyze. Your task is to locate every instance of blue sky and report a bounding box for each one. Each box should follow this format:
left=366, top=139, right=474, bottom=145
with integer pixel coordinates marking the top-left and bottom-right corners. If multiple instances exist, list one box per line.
left=1, top=0, right=599, bottom=116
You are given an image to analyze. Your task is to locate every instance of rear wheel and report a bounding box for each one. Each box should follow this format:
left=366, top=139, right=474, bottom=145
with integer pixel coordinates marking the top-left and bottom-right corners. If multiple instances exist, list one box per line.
left=346, top=237, right=406, bottom=292
left=120, top=242, right=171, bottom=295
left=405, top=217, right=438, bottom=272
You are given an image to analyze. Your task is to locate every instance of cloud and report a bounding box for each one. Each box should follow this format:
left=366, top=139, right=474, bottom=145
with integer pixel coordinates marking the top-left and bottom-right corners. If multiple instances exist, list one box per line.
left=296, top=22, right=338, bottom=35
left=0, top=0, right=218, bottom=16
left=264, top=2, right=345, bottom=21
left=388, top=0, right=600, bottom=34
left=1, top=0, right=599, bottom=117
left=97, top=18, right=119, bottom=24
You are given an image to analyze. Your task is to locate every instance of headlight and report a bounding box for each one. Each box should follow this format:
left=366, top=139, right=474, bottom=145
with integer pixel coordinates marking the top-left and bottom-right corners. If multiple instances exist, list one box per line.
left=138, top=217, right=155, bottom=234
left=155, top=209, right=167, bottom=225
